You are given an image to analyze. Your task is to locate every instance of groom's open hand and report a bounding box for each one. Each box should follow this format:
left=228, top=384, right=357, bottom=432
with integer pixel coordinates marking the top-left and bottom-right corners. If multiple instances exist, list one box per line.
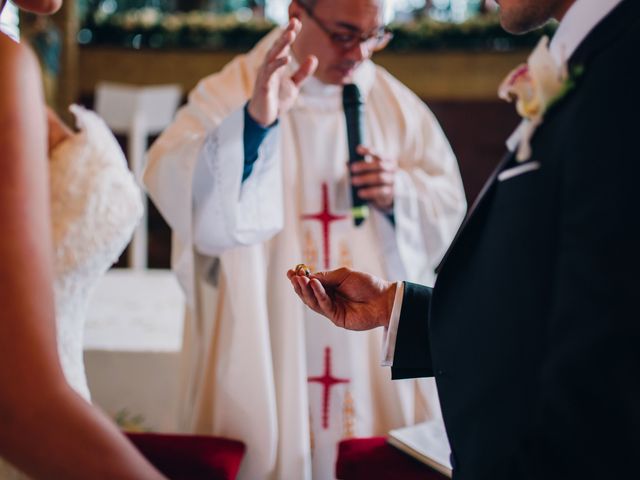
left=287, top=267, right=396, bottom=331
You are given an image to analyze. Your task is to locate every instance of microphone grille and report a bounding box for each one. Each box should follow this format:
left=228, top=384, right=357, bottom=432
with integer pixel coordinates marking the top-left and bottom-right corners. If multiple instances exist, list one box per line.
left=342, top=83, right=362, bottom=104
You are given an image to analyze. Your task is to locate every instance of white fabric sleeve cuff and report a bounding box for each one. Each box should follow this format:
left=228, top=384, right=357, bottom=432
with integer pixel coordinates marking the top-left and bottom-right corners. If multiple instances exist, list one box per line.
left=192, top=106, right=282, bottom=255
left=381, top=281, right=405, bottom=367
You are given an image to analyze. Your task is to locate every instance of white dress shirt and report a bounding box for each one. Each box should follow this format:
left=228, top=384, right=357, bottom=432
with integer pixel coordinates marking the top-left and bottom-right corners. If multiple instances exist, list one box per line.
left=383, top=0, right=624, bottom=366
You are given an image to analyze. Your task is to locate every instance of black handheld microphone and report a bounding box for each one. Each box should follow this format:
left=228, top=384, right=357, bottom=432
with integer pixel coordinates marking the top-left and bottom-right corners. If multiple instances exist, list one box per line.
left=342, top=83, right=369, bottom=227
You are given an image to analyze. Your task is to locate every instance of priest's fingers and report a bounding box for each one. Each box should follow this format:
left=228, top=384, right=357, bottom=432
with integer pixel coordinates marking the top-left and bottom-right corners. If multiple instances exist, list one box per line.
left=266, top=18, right=300, bottom=63
left=356, top=145, right=379, bottom=158
left=356, top=185, right=394, bottom=201
left=264, top=55, right=291, bottom=78
left=355, top=145, right=394, bottom=164
left=351, top=171, right=394, bottom=188
left=291, top=55, right=319, bottom=87
left=350, top=159, right=395, bottom=174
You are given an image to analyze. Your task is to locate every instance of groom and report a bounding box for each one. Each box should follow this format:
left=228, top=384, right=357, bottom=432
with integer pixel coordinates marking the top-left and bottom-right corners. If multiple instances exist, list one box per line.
left=289, top=0, right=640, bottom=478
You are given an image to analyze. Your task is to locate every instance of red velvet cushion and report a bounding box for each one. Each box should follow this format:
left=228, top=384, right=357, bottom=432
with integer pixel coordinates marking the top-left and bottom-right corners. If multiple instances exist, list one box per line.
left=126, top=432, right=245, bottom=480
left=336, top=437, right=448, bottom=480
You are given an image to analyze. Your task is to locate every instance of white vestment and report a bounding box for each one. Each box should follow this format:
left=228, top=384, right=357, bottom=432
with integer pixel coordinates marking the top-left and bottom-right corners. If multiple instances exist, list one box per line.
left=144, top=29, right=466, bottom=480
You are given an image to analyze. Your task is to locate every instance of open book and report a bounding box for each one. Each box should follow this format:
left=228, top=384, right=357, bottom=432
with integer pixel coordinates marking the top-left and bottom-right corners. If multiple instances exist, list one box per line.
left=387, top=419, right=453, bottom=478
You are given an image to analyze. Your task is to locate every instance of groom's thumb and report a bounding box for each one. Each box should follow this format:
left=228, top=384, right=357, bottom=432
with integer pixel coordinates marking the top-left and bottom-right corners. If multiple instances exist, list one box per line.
left=311, top=267, right=351, bottom=287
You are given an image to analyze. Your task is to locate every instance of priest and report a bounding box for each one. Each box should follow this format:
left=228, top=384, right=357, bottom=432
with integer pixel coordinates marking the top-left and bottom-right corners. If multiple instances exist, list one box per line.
left=143, top=1, right=466, bottom=478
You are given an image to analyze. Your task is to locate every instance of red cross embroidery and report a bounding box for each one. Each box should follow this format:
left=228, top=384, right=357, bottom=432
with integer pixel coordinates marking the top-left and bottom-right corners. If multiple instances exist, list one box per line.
left=308, top=346, right=350, bottom=429
left=301, top=183, right=348, bottom=269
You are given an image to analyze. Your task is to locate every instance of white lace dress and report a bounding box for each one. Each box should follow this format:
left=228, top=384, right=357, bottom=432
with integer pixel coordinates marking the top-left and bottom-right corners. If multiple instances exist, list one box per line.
left=0, top=105, right=143, bottom=479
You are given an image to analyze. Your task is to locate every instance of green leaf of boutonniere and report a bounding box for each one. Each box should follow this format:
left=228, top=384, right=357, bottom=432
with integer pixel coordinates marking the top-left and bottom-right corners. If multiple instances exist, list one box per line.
left=548, top=64, right=585, bottom=110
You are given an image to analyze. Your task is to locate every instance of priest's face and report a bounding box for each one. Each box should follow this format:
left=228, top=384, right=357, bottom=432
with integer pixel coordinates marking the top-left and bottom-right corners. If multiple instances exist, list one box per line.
left=290, top=0, right=387, bottom=85
left=495, top=0, right=574, bottom=33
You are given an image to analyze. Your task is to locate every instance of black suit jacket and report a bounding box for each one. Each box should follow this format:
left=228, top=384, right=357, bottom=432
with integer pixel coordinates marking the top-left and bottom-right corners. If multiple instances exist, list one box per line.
left=392, top=2, right=640, bottom=479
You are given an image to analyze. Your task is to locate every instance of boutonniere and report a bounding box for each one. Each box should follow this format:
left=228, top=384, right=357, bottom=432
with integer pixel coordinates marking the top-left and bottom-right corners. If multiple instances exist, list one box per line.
left=499, top=36, right=583, bottom=162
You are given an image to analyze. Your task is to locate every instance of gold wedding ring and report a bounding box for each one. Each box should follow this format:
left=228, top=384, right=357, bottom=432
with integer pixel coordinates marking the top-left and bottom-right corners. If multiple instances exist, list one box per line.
left=294, top=263, right=311, bottom=277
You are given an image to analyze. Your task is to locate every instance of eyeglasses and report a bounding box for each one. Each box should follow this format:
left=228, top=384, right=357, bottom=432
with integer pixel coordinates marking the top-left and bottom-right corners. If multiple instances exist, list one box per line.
left=298, top=1, right=393, bottom=53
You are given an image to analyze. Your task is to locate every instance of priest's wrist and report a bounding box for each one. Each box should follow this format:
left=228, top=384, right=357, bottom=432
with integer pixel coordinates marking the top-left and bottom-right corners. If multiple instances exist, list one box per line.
left=247, top=98, right=275, bottom=128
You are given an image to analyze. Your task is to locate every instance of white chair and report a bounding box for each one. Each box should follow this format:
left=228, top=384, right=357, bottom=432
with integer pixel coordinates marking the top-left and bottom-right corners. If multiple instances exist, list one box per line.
left=95, top=82, right=182, bottom=269
left=90, top=84, right=184, bottom=432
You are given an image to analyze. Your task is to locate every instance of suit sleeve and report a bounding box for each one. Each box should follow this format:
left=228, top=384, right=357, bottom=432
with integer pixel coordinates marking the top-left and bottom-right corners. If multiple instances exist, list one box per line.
left=391, top=282, right=435, bottom=379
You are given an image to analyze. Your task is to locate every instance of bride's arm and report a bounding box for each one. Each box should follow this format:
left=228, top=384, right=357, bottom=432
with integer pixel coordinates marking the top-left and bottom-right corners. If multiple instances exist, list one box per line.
left=0, top=37, right=165, bottom=480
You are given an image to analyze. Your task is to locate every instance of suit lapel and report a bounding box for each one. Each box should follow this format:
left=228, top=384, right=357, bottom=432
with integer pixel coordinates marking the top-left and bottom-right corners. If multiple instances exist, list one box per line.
left=435, top=149, right=514, bottom=274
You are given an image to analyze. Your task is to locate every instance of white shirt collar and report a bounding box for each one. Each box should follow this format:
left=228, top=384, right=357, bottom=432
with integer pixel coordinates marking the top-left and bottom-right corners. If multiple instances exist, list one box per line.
left=549, top=0, right=623, bottom=65
left=290, top=56, right=376, bottom=112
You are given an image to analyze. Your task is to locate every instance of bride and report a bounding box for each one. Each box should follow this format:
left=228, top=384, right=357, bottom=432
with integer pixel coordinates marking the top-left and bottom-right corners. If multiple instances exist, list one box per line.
left=0, top=0, right=165, bottom=478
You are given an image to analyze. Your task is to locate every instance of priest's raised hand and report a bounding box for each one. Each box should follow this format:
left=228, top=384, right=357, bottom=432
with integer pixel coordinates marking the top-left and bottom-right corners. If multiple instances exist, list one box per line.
left=287, top=267, right=395, bottom=331
left=247, top=18, right=318, bottom=127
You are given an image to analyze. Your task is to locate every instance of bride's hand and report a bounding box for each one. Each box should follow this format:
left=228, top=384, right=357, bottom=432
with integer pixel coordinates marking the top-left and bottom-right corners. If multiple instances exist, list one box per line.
left=46, top=107, right=73, bottom=155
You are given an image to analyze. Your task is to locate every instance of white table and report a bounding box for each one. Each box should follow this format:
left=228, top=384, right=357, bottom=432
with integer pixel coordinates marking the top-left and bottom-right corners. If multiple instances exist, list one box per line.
left=84, top=268, right=184, bottom=432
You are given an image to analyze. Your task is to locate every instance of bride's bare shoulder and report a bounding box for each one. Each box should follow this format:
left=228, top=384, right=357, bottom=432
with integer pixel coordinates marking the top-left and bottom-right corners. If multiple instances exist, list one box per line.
left=0, top=33, right=45, bottom=172
left=0, top=34, right=41, bottom=87
left=0, top=34, right=43, bottom=130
